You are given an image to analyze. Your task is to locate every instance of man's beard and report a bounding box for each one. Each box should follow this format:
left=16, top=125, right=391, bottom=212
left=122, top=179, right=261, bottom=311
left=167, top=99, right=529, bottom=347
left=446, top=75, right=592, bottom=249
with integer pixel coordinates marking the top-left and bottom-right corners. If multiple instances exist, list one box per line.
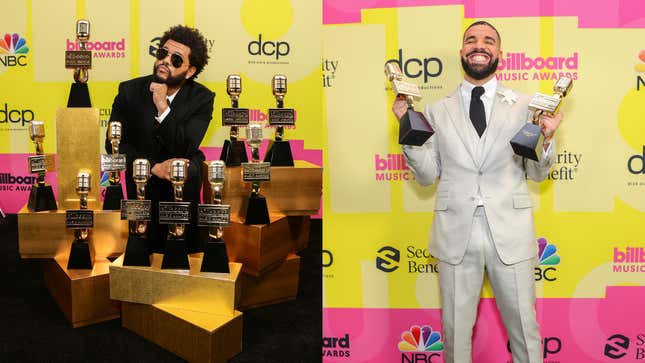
left=152, top=64, right=187, bottom=87
left=461, top=53, right=499, bottom=80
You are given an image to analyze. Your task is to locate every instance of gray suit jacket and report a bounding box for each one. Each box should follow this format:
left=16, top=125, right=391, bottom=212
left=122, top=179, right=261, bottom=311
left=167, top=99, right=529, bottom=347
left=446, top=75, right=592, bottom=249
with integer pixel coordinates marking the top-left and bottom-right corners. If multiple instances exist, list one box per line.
left=403, top=83, right=555, bottom=265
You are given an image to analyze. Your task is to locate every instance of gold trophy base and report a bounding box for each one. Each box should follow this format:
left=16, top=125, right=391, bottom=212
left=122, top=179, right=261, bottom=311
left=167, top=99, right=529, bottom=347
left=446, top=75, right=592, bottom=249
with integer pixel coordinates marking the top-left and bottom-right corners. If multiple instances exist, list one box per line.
left=18, top=204, right=127, bottom=259
left=288, top=216, right=311, bottom=253
left=224, top=213, right=297, bottom=277
left=203, top=160, right=322, bottom=217
left=43, top=255, right=120, bottom=328
left=109, top=254, right=241, bottom=316
left=238, top=253, right=300, bottom=311
left=122, top=302, right=243, bottom=363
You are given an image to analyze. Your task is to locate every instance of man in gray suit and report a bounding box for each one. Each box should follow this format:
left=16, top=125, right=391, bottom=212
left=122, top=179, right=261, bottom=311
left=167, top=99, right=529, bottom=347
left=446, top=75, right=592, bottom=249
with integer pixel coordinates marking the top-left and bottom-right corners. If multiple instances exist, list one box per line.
left=393, top=21, right=562, bottom=363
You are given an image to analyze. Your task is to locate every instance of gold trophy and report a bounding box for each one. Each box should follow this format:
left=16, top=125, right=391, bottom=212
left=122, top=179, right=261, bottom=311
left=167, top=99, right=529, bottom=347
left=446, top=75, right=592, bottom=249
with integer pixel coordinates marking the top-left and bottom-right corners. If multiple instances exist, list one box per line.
left=27, top=120, right=57, bottom=211
left=159, top=159, right=191, bottom=269
left=65, top=19, right=92, bottom=107
left=242, top=123, right=271, bottom=225
left=220, top=74, right=250, bottom=166
left=198, top=161, right=231, bottom=273
left=102, top=121, right=126, bottom=210
left=264, top=74, right=295, bottom=166
left=510, top=77, right=573, bottom=161
left=385, top=62, right=434, bottom=146
left=121, top=159, right=152, bottom=266
left=66, top=170, right=94, bottom=269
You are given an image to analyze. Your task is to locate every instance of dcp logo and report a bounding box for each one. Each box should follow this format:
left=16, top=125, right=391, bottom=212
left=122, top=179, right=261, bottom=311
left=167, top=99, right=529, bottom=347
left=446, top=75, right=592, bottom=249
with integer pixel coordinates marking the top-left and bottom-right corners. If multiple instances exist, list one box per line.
left=376, top=246, right=400, bottom=272
left=605, top=334, right=630, bottom=359
left=628, top=146, right=645, bottom=174
left=386, top=49, right=443, bottom=83
left=322, top=249, right=333, bottom=268
left=248, top=34, right=290, bottom=60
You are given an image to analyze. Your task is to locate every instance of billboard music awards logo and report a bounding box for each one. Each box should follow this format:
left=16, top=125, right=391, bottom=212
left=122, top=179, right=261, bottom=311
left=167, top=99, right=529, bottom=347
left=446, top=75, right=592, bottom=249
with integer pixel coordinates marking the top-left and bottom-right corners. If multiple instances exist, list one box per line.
left=535, top=238, right=561, bottom=282
left=376, top=245, right=439, bottom=274
left=0, top=33, right=29, bottom=67
left=546, top=149, right=582, bottom=181
left=66, top=37, right=127, bottom=59
left=0, top=172, right=36, bottom=192
left=322, top=58, right=339, bottom=88
left=604, top=333, right=645, bottom=360
left=247, top=34, right=290, bottom=65
left=612, top=246, right=645, bottom=273
left=374, top=153, right=415, bottom=182
left=398, top=325, right=444, bottom=363
left=635, top=50, right=645, bottom=90
left=322, top=333, right=351, bottom=358
left=495, top=52, right=579, bottom=81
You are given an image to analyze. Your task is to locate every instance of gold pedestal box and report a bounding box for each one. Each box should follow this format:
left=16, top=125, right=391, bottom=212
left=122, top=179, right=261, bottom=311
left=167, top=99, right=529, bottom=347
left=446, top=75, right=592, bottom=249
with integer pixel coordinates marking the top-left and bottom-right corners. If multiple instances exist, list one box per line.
left=110, top=254, right=241, bottom=316
left=224, top=213, right=301, bottom=277
left=238, top=253, right=300, bottom=311
left=288, top=215, right=310, bottom=252
left=42, top=255, right=120, bottom=327
left=18, top=205, right=126, bottom=259
left=203, top=161, right=322, bottom=217
left=122, top=302, right=242, bottom=363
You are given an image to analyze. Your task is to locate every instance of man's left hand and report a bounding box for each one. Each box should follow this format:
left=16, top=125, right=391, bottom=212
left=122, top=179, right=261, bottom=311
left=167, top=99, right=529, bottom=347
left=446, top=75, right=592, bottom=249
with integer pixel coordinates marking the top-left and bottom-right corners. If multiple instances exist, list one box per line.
left=539, top=111, right=563, bottom=142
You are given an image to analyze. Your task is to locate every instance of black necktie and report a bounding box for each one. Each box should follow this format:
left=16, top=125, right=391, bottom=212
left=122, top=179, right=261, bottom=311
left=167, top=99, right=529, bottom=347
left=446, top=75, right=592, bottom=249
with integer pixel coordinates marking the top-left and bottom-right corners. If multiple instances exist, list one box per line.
left=469, top=86, right=486, bottom=137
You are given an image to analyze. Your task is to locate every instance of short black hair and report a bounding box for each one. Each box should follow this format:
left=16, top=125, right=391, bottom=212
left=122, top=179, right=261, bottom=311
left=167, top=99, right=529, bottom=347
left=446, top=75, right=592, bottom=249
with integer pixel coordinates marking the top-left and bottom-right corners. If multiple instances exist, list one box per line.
left=159, top=25, right=209, bottom=79
left=464, top=20, right=501, bottom=45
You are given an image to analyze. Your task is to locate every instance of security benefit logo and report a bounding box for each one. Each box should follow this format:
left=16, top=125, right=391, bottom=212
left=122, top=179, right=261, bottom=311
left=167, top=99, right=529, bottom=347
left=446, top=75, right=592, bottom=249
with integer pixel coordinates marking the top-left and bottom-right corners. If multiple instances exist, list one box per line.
left=0, top=33, right=29, bottom=67
left=534, top=238, right=561, bottom=282
left=398, top=325, right=444, bottom=363
left=322, top=333, right=351, bottom=359
left=322, top=58, right=339, bottom=88
left=604, top=333, right=645, bottom=360
left=376, top=246, right=439, bottom=274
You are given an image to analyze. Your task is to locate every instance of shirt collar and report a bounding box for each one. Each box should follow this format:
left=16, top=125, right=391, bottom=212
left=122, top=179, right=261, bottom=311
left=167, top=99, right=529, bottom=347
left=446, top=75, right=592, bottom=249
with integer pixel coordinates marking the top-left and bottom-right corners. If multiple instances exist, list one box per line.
left=461, top=77, right=498, bottom=100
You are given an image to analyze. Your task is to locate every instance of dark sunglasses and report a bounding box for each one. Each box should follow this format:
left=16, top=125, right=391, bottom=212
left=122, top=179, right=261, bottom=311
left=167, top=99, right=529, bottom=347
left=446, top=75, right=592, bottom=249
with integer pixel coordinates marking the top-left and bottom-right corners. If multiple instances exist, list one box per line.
left=155, top=47, right=184, bottom=68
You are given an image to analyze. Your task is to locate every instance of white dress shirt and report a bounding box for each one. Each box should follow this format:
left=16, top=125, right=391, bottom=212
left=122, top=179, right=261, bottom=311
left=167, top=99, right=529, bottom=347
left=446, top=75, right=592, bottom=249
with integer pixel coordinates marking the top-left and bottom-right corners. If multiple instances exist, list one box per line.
left=154, top=90, right=178, bottom=124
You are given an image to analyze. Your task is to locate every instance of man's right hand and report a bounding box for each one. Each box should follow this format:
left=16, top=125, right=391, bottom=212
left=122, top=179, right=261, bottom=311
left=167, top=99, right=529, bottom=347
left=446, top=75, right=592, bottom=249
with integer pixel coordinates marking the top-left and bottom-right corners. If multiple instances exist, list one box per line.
left=392, top=96, right=408, bottom=121
left=150, top=81, right=169, bottom=116
left=151, top=158, right=190, bottom=181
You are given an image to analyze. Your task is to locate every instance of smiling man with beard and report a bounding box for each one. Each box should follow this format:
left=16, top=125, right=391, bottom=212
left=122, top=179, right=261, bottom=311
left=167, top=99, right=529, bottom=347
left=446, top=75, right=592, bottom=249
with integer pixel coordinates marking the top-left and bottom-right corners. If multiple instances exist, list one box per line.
left=393, top=21, right=563, bottom=363
left=106, top=25, right=214, bottom=253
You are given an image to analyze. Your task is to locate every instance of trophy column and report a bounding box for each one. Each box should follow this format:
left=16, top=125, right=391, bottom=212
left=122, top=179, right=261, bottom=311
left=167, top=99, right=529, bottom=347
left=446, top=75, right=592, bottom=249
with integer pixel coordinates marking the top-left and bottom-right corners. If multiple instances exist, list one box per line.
left=67, top=171, right=95, bottom=269
left=198, top=161, right=231, bottom=273
left=160, top=159, right=191, bottom=269
left=385, top=62, right=434, bottom=146
left=242, top=123, right=271, bottom=225
left=122, top=159, right=152, bottom=266
left=264, top=74, right=295, bottom=166
left=65, top=19, right=92, bottom=107
left=102, top=121, right=126, bottom=210
left=26, top=120, right=57, bottom=211
left=220, top=74, right=249, bottom=166
left=510, top=77, right=573, bottom=161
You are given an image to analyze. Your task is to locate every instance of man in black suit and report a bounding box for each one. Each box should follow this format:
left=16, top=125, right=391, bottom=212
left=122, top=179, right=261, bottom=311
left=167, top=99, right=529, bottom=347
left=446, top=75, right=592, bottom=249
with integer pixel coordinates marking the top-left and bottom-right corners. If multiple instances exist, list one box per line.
left=106, top=25, right=214, bottom=252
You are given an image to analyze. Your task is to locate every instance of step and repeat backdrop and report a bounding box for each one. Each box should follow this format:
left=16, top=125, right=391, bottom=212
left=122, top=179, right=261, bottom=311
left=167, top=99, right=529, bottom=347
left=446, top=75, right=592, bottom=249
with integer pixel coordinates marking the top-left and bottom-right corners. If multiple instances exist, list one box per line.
left=0, top=0, right=322, bottom=214
left=322, top=1, right=645, bottom=363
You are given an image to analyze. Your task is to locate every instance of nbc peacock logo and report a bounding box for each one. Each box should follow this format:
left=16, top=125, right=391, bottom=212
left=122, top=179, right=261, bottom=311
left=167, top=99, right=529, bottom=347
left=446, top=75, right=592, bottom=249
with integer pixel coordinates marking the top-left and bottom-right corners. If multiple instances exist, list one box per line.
left=535, top=237, right=561, bottom=282
left=398, top=325, right=444, bottom=352
left=635, top=50, right=645, bottom=91
left=0, top=33, right=29, bottom=67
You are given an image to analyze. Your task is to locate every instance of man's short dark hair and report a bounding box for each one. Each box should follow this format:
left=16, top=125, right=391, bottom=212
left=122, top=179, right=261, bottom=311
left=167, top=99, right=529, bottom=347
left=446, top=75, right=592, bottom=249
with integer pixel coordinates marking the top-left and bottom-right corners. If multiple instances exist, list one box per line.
left=464, top=20, right=501, bottom=45
left=159, top=25, right=209, bottom=79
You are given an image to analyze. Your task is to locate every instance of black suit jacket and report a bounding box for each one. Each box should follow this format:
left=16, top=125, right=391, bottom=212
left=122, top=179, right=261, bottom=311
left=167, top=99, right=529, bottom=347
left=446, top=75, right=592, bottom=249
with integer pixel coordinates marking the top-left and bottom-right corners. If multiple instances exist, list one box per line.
left=106, top=75, right=215, bottom=252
